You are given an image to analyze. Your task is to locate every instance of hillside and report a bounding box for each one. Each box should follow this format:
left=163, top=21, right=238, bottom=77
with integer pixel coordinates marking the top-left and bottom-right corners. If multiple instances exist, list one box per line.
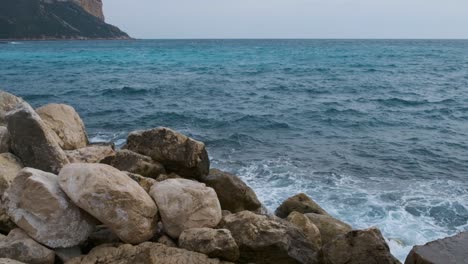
left=0, top=0, right=129, bottom=40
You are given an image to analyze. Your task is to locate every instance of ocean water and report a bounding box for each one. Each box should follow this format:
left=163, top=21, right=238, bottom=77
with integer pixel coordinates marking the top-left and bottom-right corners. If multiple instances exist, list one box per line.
left=1, top=39, right=468, bottom=260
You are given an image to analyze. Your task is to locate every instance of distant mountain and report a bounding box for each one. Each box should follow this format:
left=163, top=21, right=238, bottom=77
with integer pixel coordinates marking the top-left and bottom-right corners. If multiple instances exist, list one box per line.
left=0, top=0, right=130, bottom=40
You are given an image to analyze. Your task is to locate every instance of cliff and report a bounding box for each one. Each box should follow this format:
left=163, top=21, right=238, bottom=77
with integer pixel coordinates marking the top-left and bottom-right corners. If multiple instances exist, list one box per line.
left=0, top=0, right=129, bottom=40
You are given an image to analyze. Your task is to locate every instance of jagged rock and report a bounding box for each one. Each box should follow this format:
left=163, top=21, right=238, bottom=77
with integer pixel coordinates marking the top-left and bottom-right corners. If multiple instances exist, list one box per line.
left=321, top=228, right=400, bottom=264
left=58, top=163, right=158, bottom=244
left=149, top=178, right=222, bottom=239
left=0, top=153, right=23, bottom=193
left=219, top=211, right=319, bottom=264
left=0, top=258, right=26, bottom=264
left=0, top=228, right=55, bottom=264
left=0, top=127, right=10, bottom=153
left=65, top=144, right=115, bottom=163
left=36, top=103, right=89, bottom=150
left=179, top=228, right=239, bottom=262
left=0, top=91, right=27, bottom=126
left=6, top=104, right=69, bottom=174
left=80, top=225, right=121, bottom=254
left=125, top=127, right=209, bottom=179
left=275, top=193, right=329, bottom=218
left=65, top=242, right=232, bottom=264
left=101, top=150, right=165, bottom=179
left=305, top=213, right=352, bottom=245
left=405, top=231, right=468, bottom=264
left=3, top=168, right=95, bottom=248
left=286, top=212, right=321, bottom=251
left=201, top=169, right=261, bottom=213
left=124, top=172, right=157, bottom=193
left=156, top=235, right=177, bottom=248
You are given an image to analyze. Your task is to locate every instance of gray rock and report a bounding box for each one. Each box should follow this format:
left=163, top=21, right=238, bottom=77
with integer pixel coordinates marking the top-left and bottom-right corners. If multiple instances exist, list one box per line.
left=101, top=149, right=166, bottom=179
left=201, top=169, right=261, bottom=213
left=0, top=228, right=55, bottom=264
left=179, top=228, right=239, bottom=262
left=322, top=228, right=400, bottom=264
left=124, top=127, right=209, bottom=179
left=405, top=231, right=468, bottom=264
left=275, top=193, right=328, bottom=218
left=55, top=247, right=82, bottom=263
left=305, top=213, right=352, bottom=245
left=0, top=153, right=23, bottom=234
left=0, top=91, right=27, bottom=126
left=0, top=127, right=10, bottom=153
left=6, top=104, right=69, bottom=173
left=286, top=211, right=321, bottom=251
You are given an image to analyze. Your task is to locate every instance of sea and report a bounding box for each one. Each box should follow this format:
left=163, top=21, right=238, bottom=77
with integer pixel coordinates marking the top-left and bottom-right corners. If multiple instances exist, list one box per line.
left=1, top=39, right=467, bottom=261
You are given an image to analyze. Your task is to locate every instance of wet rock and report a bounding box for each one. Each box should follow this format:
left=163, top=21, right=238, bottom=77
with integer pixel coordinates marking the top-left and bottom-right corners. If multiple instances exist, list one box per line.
left=65, top=242, right=232, bottom=264
left=6, top=104, right=69, bottom=174
left=125, top=127, right=209, bottom=179
left=65, top=144, right=115, bottom=163
left=58, top=163, right=158, bottom=244
left=179, top=228, right=239, bottom=262
left=305, top=213, right=352, bottom=245
left=149, top=178, right=222, bottom=239
left=0, top=228, right=55, bottom=264
left=287, top=211, right=321, bottom=251
left=276, top=193, right=329, bottom=218
left=405, top=231, right=468, bottom=264
left=0, top=127, right=10, bottom=153
left=0, top=91, right=27, bottom=126
left=124, top=172, right=157, bottom=193
left=219, top=211, right=319, bottom=264
left=3, top=168, right=95, bottom=248
left=201, top=169, right=261, bottom=213
left=322, top=228, right=400, bottom=264
left=36, top=103, right=89, bottom=150
left=101, top=149, right=165, bottom=179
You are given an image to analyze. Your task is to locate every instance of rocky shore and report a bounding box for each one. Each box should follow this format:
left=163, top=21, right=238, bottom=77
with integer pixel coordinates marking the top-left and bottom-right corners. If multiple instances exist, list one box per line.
left=0, top=90, right=464, bottom=264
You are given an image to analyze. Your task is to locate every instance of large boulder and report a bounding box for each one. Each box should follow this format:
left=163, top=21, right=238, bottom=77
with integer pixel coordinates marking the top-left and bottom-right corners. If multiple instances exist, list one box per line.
left=125, top=127, right=209, bottom=179
left=36, top=104, right=89, bottom=150
left=3, top=168, right=95, bottom=248
left=321, top=228, right=400, bottom=264
left=305, top=213, right=352, bottom=245
left=65, top=144, right=115, bottom=163
left=65, top=242, right=232, bottom=264
left=0, top=127, right=10, bottom=153
left=201, top=169, right=261, bottom=213
left=219, top=211, right=319, bottom=264
left=101, top=150, right=165, bottom=179
left=0, top=228, right=55, bottom=264
left=286, top=212, right=321, bottom=251
left=58, top=163, right=158, bottom=244
left=275, top=193, right=329, bottom=218
left=405, top=231, right=468, bottom=264
left=0, top=91, right=27, bottom=126
left=5, top=105, right=69, bottom=174
left=149, top=178, right=222, bottom=239
left=0, top=153, right=23, bottom=234
left=179, top=228, right=239, bottom=262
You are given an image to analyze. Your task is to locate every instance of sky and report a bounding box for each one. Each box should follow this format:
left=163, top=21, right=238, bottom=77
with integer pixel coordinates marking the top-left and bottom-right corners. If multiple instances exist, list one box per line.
left=104, top=0, right=468, bottom=39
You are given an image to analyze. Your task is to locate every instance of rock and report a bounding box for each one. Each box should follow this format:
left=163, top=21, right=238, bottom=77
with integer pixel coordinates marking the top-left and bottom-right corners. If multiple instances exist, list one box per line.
left=73, top=0, right=104, bottom=20
left=154, top=172, right=182, bottom=182
left=0, top=214, right=15, bottom=236
left=405, top=231, right=468, bottom=264
left=275, top=193, right=328, bottom=218
left=156, top=235, right=177, bottom=248
left=286, top=212, right=321, bottom=251
left=305, top=213, right=352, bottom=245
left=0, top=258, right=26, bottom=264
left=58, top=163, right=158, bottom=244
left=6, top=104, right=69, bottom=173
left=125, top=127, right=209, bottom=179
left=149, top=178, right=222, bottom=239
left=3, top=168, right=95, bottom=248
left=0, top=228, right=55, bottom=264
left=55, top=247, right=82, bottom=263
left=0, top=127, right=10, bottom=153
left=80, top=225, right=121, bottom=254
left=179, top=228, right=240, bottom=262
left=322, top=228, right=400, bottom=264
left=219, top=211, right=319, bottom=264
left=36, top=103, right=89, bottom=150
left=65, top=144, right=115, bottom=163
left=101, top=150, right=165, bottom=179
left=0, top=91, right=27, bottom=126
left=124, top=172, right=157, bottom=193
left=65, top=242, right=232, bottom=264
left=201, top=169, right=261, bottom=213
left=0, top=153, right=23, bottom=194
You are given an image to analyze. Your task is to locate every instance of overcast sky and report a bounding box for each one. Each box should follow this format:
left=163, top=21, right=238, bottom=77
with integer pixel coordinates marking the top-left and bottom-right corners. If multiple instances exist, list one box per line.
left=104, top=0, right=468, bottom=39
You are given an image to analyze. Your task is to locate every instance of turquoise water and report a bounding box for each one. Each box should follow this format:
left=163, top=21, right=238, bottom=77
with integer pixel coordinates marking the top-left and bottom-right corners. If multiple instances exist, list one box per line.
left=1, top=39, right=468, bottom=260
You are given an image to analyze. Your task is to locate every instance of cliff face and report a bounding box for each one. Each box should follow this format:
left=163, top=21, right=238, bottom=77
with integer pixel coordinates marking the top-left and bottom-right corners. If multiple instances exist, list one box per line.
left=0, top=0, right=129, bottom=40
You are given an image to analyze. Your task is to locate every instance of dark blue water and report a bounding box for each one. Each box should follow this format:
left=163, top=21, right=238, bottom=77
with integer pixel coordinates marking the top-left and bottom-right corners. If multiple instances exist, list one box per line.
left=1, top=39, right=468, bottom=260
